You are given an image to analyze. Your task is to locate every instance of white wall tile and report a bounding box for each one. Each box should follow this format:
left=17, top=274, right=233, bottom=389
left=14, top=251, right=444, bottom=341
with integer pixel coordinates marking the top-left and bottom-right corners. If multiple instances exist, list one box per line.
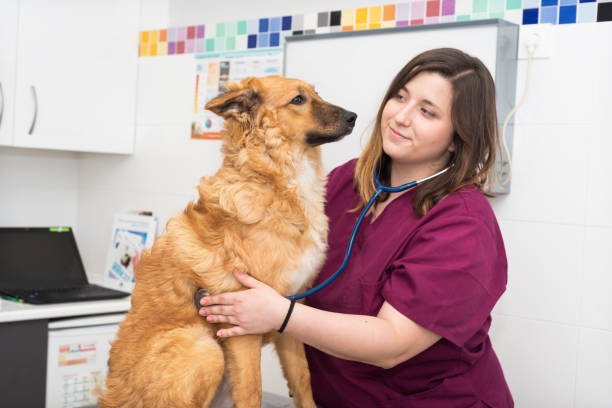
left=513, top=24, right=599, bottom=126
left=489, top=314, right=579, bottom=408
left=489, top=124, right=589, bottom=226
left=575, top=328, right=612, bottom=407
left=0, top=186, right=78, bottom=228
left=585, top=124, right=612, bottom=228
left=0, top=147, right=78, bottom=189
left=578, top=227, right=612, bottom=331
left=140, top=0, right=169, bottom=30
left=495, top=220, right=584, bottom=325
left=136, top=54, right=195, bottom=126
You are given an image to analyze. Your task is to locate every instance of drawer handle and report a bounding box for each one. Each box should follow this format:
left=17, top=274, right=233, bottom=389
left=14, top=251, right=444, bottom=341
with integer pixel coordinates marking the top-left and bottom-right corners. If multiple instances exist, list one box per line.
left=28, top=85, right=38, bottom=135
left=0, top=82, right=4, bottom=130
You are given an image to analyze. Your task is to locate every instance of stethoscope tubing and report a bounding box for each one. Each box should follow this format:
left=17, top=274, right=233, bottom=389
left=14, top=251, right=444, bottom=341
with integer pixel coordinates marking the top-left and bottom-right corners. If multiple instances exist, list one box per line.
left=287, top=166, right=450, bottom=301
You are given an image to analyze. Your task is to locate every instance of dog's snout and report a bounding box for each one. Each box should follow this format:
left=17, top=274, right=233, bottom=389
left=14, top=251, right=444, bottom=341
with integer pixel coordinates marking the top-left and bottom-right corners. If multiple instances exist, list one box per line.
left=343, top=111, right=357, bottom=126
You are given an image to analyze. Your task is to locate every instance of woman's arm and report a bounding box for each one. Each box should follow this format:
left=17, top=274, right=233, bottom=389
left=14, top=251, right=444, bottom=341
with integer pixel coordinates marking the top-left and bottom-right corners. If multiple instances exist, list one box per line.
left=199, top=271, right=441, bottom=369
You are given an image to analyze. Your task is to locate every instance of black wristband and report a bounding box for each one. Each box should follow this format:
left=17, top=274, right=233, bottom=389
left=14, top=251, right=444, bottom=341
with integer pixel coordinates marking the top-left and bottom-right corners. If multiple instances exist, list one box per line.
left=278, top=299, right=296, bottom=333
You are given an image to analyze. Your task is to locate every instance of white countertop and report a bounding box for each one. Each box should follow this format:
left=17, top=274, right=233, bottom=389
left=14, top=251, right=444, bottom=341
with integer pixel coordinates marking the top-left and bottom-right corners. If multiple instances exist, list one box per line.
left=0, top=297, right=131, bottom=324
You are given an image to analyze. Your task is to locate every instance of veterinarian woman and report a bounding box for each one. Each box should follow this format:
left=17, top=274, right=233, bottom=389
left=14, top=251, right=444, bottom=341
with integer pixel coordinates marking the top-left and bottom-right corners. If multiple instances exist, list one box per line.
left=199, top=48, right=513, bottom=407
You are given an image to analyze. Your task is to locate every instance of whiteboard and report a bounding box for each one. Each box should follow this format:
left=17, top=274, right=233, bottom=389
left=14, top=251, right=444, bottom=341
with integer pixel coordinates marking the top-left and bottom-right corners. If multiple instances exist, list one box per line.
left=284, top=20, right=518, bottom=193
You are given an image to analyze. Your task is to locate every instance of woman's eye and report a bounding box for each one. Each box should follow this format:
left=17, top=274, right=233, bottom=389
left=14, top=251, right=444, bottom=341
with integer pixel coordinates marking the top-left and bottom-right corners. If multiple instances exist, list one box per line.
left=421, top=107, right=434, bottom=117
left=291, top=95, right=306, bottom=105
left=395, top=94, right=405, bottom=101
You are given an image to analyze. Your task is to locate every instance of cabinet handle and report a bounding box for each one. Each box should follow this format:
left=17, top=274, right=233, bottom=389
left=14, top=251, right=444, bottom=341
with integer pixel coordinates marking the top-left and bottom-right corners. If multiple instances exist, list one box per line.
left=0, top=82, right=4, bottom=130
left=28, top=85, right=38, bottom=135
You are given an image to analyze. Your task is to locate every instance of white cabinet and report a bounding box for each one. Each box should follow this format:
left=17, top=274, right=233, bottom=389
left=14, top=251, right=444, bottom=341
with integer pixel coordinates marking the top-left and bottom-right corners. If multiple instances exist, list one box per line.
left=3, top=0, right=140, bottom=154
left=0, top=0, right=19, bottom=146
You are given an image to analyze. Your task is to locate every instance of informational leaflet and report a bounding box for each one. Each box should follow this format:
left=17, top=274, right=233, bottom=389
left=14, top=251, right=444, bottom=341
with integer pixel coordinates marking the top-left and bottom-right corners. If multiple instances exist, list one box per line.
left=191, top=49, right=283, bottom=139
left=103, top=212, right=157, bottom=293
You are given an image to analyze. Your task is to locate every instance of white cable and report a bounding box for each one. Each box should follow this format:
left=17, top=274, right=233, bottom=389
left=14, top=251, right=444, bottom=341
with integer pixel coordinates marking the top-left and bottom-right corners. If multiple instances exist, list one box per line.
left=498, top=40, right=537, bottom=187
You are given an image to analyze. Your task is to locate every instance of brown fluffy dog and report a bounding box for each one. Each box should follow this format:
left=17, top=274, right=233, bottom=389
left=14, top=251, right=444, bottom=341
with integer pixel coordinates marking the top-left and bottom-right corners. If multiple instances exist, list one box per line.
left=100, top=76, right=356, bottom=408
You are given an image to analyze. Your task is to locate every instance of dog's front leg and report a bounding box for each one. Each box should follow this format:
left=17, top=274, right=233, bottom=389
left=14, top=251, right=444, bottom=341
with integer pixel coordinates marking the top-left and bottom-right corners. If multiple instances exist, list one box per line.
left=274, top=334, right=316, bottom=408
left=223, top=334, right=263, bottom=408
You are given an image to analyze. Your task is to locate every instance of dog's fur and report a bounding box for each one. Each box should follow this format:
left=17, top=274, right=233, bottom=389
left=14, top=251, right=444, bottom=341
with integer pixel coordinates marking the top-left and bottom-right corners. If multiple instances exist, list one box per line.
left=100, top=76, right=356, bottom=408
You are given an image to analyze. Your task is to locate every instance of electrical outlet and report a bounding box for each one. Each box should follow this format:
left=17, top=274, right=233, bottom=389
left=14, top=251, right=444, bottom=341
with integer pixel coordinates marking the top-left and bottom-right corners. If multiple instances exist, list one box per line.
left=518, top=24, right=554, bottom=59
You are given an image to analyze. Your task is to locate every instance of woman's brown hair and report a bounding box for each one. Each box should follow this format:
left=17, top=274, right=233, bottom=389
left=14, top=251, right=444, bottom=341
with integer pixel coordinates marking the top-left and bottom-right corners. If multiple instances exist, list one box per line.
left=354, top=47, right=499, bottom=217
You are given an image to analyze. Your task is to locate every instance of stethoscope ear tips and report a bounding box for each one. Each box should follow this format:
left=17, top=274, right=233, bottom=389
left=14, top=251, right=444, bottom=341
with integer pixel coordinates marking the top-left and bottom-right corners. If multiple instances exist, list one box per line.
left=194, top=288, right=209, bottom=310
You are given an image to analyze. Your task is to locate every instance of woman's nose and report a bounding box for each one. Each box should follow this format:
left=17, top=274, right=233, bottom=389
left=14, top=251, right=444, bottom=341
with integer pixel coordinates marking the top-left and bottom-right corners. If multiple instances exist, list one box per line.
left=393, top=104, right=413, bottom=126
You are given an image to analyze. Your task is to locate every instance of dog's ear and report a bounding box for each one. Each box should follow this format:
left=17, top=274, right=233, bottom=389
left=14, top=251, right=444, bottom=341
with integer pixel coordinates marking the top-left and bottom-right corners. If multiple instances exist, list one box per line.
left=205, top=80, right=260, bottom=121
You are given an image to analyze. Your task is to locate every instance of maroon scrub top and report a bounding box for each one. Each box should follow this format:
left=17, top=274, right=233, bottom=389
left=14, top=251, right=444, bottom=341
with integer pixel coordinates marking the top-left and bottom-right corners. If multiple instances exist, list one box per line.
left=305, top=160, right=513, bottom=408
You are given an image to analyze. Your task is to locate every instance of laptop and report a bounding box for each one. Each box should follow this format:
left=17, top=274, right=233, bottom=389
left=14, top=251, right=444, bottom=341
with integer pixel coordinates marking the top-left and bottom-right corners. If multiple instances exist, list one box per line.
left=0, top=227, right=130, bottom=304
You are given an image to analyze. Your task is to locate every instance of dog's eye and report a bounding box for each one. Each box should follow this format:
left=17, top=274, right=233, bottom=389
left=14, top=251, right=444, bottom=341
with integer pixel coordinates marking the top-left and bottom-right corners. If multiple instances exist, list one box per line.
left=290, top=95, right=306, bottom=105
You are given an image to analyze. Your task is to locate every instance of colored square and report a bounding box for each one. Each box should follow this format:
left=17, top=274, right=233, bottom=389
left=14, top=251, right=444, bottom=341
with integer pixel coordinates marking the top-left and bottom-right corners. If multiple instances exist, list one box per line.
left=206, top=38, right=215, bottom=52
left=489, top=11, right=505, bottom=18
left=216, top=38, right=225, bottom=52
left=370, top=6, right=382, bottom=22
left=523, top=0, right=539, bottom=7
left=188, top=26, right=195, bottom=39
left=411, top=18, right=425, bottom=24
left=195, top=39, right=204, bottom=54
left=383, top=5, right=396, bottom=20
left=177, top=41, right=185, bottom=54
left=427, top=0, right=440, bottom=16
left=150, top=30, right=158, bottom=43
left=270, top=17, right=281, bottom=32
left=356, top=7, right=368, bottom=24
left=412, top=1, right=426, bottom=19
left=330, top=11, right=342, bottom=25
left=259, top=18, right=269, bottom=32
left=282, top=16, right=292, bottom=30
left=158, top=42, right=168, bottom=55
left=522, top=7, right=539, bottom=23
left=292, top=30, right=304, bottom=35
left=226, top=37, right=235, bottom=51
left=425, top=16, right=440, bottom=23
left=559, top=4, right=577, bottom=22
left=540, top=5, right=558, bottom=22
left=577, top=2, right=597, bottom=21
left=258, top=33, right=269, bottom=47
left=159, top=29, right=167, bottom=42
left=292, top=14, right=304, bottom=31
left=186, top=39, right=194, bottom=53
left=197, top=25, right=205, bottom=38
left=270, top=32, right=280, bottom=47
left=247, top=19, right=258, bottom=34
left=490, top=0, right=505, bottom=12
left=342, top=9, right=355, bottom=26
left=397, top=3, right=410, bottom=20
left=456, top=14, right=471, bottom=20
left=356, top=23, right=367, bottom=31
left=560, top=0, right=576, bottom=5
left=177, top=27, right=187, bottom=41
left=541, top=0, right=558, bottom=6
left=579, top=0, right=595, bottom=2
left=455, top=0, right=472, bottom=14
left=342, top=25, right=354, bottom=31
left=304, top=13, right=317, bottom=30
left=215, top=23, right=224, bottom=37
left=318, top=12, right=329, bottom=27
left=598, top=2, right=612, bottom=22
left=506, top=0, right=522, bottom=9
left=226, top=22, right=237, bottom=37
left=167, top=42, right=175, bottom=55
left=396, top=20, right=410, bottom=26
left=140, top=31, right=149, bottom=43
left=473, top=0, right=488, bottom=12
left=167, top=28, right=176, bottom=42
left=304, top=29, right=316, bottom=35
left=237, top=21, right=247, bottom=35
left=235, top=35, right=247, bottom=50
left=247, top=34, right=257, bottom=48
left=442, top=0, right=456, bottom=15
left=369, top=23, right=381, bottom=29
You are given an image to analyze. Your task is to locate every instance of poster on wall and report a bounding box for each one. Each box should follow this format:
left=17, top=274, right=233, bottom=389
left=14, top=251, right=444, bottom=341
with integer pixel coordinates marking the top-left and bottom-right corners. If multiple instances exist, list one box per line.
left=191, top=49, right=283, bottom=140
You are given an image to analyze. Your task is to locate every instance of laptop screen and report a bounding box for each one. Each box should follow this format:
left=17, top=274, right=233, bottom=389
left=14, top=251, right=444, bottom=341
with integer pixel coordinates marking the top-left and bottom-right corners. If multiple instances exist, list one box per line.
left=0, top=227, right=88, bottom=291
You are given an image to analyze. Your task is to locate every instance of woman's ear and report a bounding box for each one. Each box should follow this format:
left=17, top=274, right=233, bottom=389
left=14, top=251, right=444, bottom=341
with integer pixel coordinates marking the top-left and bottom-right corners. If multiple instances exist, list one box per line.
left=205, top=78, right=260, bottom=121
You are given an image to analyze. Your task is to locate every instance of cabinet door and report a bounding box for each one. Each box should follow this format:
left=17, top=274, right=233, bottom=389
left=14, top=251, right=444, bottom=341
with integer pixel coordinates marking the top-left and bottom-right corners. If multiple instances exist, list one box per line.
left=0, top=0, right=19, bottom=146
left=13, top=0, right=139, bottom=154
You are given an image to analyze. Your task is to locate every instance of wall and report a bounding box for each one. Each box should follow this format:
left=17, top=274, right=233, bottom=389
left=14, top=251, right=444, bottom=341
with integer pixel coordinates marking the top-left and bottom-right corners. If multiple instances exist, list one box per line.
left=0, top=0, right=610, bottom=406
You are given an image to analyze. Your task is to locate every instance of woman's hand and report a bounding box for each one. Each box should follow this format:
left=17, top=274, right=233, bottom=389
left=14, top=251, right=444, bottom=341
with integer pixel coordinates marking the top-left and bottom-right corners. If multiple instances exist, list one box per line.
left=198, top=270, right=290, bottom=338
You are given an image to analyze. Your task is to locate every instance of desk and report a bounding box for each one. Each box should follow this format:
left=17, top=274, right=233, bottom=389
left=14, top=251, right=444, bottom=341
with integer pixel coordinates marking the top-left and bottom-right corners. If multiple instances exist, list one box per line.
left=0, top=298, right=130, bottom=407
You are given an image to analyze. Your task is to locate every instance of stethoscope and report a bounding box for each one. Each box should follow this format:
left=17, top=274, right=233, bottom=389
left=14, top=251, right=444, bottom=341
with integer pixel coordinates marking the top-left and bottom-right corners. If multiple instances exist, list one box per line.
left=286, top=165, right=451, bottom=301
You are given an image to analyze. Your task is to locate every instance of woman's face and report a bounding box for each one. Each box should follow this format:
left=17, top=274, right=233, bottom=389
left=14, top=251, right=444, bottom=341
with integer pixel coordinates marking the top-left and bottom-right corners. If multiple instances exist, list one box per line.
left=381, top=71, right=455, bottom=172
